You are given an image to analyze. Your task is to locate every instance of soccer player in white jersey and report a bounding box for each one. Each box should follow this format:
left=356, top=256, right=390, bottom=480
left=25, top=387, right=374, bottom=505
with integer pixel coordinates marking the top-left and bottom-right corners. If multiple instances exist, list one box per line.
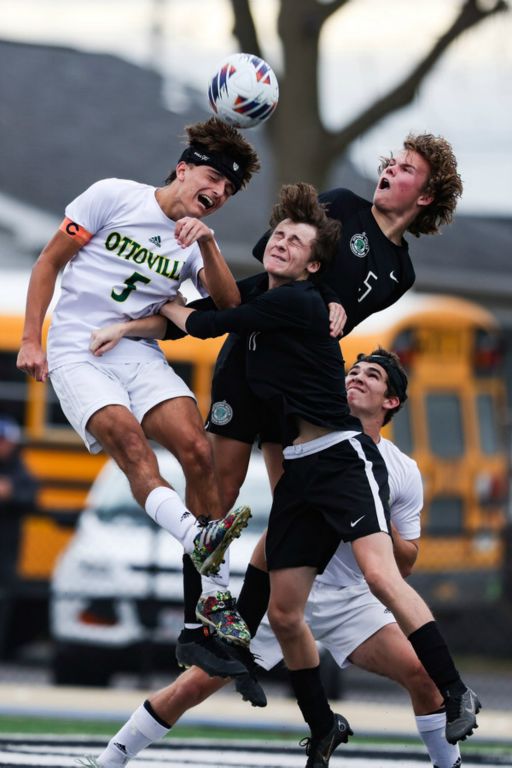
left=80, top=348, right=462, bottom=768
left=16, top=117, right=261, bottom=679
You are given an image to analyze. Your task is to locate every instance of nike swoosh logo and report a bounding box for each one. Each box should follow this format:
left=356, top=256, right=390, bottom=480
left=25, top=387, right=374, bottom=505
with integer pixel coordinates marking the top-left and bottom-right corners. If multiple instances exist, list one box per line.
left=350, top=515, right=365, bottom=527
left=390, top=270, right=399, bottom=282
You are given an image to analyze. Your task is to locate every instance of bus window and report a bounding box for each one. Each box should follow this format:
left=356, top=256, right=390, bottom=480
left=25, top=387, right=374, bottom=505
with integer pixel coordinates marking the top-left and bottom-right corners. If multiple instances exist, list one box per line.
left=476, top=393, right=501, bottom=455
left=428, top=496, right=464, bottom=535
left=391, top=402, right=413, bottom=455
left=426, top=393, right=464, bottom=459
left=0, top=350, right=27, bottom=426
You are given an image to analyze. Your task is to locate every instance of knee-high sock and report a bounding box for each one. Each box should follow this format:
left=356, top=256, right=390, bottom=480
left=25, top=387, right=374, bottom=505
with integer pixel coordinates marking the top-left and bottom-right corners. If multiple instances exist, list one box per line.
left=408, top=622, right=465, bottom=698
left=237, top=564, right=271, bottom=637
left=289, top=666, right=334, bottom=739
left=415, top=711, right=461, bottom=768
left=96, top=701, right=170, bottom=766
left=145, top=487, right=198, bottom=552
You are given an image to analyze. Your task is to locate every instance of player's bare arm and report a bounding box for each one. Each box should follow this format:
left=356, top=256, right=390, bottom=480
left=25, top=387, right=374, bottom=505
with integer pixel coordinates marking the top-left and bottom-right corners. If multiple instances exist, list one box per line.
left=390, top=521, right=419, bottom=578
left=89, top=314, right=169, bottom=357
left=17, top=228, right=82, bottom=382
left=88, top=290, right=193, bottom=355
left=175, top=216, right=240, bottom=310
left=161, top=300, right=195, bottom=332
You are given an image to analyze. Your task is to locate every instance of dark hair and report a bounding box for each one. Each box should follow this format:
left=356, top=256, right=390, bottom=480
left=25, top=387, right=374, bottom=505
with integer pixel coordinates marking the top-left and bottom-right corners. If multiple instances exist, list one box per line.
left=165, top=117, right=260, bottom=188
left=352, top=347, right=408, bottom=425
left=379, top=133, right=463, bottom=237
left=269, top=182, right=341, bottom=275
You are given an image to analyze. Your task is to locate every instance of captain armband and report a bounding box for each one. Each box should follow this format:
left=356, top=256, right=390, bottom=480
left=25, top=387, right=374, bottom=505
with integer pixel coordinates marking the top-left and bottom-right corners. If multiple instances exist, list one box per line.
left=59, top=217, right=93, bottom=246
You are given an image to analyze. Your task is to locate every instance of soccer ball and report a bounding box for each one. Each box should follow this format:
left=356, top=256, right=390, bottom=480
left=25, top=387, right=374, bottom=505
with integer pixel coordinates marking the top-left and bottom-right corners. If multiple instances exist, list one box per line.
left=208, top=53, right=279, bottom=129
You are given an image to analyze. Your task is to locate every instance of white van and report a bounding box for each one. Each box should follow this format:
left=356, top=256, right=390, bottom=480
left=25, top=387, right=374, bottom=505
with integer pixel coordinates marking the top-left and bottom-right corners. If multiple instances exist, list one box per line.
left=50, top=448, right=272, bottom=686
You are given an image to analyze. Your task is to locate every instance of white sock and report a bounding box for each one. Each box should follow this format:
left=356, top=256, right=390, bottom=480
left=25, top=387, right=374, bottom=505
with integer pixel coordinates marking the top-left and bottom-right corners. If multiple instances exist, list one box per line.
left=201, top=549, right=230, bottom=594
left=145, top=487, right=199, bottom=551
left=415, top=712, right=461, bottom=768
left=97, top=702, right=170, bottom=766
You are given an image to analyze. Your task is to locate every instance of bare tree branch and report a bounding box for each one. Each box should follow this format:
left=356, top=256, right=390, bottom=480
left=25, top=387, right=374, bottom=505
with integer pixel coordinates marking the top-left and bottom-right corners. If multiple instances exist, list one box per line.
left=229, top=0, right=510, bottom=190
left=229, top=0, right=262, bottom=58
left=323, top=0, right=509, bottom=165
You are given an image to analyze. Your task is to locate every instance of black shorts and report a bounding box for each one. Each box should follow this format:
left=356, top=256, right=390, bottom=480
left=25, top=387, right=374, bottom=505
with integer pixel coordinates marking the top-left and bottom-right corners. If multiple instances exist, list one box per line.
left=205, top=334, right=282, bottom=445
left=265, top=433, right=390, bottom=573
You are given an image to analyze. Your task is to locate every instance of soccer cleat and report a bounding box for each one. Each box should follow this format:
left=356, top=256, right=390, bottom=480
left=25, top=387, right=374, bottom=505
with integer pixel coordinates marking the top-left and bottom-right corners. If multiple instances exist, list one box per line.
left=196, top=590, right=251, bottom=647
left=299, top=713, right=353, bottom=767
left=225, top=642, right=267, bottom=708
left=175, top=627, right=246, bottom=678
left=190, top=506, right=251, bottom=576
left=445, top=687, right=481, bottom=744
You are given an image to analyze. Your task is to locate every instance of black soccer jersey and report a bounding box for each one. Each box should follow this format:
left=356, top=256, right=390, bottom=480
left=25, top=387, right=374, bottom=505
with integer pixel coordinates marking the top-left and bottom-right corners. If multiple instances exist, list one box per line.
left=185, top=280, right=361, bottom=445
left=253, top=188, right=415, bottom=337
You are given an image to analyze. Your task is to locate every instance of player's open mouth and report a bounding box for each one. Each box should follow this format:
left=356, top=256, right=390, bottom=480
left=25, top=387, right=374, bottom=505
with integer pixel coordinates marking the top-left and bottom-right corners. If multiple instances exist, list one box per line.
left=198, top=193, right=214, bottom=209
left=379, top=178, right=390, bottom=190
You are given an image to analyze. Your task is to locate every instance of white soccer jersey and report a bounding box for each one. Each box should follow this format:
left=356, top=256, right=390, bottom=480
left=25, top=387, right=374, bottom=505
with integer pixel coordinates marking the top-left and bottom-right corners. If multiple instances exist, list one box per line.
left=316, top=436, right=423, bottom=588
left=47, top=178, right=208, bottom=369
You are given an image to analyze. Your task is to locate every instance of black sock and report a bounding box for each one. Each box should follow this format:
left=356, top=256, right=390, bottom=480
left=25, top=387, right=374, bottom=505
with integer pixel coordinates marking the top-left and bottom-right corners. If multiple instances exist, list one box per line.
left=237, top=564, right=271, bottom=637
left=408, top=621, right=466, bottom=699
left=182, top=553, right=202, bottom=624
left=289, top=666, right=334, bottom=738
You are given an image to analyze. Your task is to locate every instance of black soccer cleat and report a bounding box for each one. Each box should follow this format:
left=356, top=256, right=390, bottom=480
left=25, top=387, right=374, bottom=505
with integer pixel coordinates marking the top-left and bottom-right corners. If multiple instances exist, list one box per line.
left=175, top=627, right=246, bottom=678
left=299, top=713, right=353, bottom=767
left=224, top=642, right=267, bottom=708
left=445, top=687, right=481, bottom=744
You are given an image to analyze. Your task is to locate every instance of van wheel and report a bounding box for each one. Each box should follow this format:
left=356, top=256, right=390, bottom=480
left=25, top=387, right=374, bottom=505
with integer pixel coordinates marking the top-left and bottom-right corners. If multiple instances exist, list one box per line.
left=52, top=643, right=111, bottom=687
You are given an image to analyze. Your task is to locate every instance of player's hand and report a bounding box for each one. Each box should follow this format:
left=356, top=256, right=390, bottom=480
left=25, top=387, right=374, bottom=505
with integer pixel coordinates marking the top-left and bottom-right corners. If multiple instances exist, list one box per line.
left=328, top=302, right=347, bottom=338
left=17, top=342, right=49, bottom=382
left=90, top=323, right=126, bottom=356
left=175, top=217, right=214, bottom=248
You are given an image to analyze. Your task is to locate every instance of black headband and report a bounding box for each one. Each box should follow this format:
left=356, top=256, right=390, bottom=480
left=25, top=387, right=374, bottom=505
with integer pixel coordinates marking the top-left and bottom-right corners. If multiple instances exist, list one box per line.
left=358, top=354, right=408, bottom=404
left=179, top=145, right=245, bottom=193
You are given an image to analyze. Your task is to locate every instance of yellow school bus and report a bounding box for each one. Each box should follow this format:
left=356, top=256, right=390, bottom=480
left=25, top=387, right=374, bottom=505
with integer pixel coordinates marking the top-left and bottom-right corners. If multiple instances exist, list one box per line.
left=2, top=283, right=508, bottom=612
left=341, top=292, right=509, bottom=609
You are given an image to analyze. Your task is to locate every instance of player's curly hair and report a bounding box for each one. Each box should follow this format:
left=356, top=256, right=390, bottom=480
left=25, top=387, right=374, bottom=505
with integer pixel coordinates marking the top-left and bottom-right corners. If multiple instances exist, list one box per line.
left=269, top=182, right=341, bottom=275
left=379, top=133, right=463, bottom=237
left=165, top=117, right=260, bottom=188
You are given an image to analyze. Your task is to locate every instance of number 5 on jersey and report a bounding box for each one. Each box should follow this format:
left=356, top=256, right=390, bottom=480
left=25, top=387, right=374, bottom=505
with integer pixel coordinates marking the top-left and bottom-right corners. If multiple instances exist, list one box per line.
left=111, top=272, right=151, bottom=302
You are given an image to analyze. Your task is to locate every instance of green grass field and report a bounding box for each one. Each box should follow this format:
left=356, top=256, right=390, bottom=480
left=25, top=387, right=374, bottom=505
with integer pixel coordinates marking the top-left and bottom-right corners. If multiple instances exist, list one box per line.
left=1, top=713, right=511, bottom=763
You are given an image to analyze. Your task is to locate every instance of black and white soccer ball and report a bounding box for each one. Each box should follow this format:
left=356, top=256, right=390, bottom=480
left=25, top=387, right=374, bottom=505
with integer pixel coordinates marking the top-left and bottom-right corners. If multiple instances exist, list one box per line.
left=208, top=52, right=279, bottom=129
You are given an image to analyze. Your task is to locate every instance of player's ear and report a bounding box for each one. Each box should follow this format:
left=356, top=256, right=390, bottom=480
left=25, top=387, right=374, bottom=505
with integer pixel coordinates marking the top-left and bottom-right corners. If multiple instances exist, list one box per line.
left=175, top=161, right=188, bottom=180
left=417, top=191, right=434, bottom=207
left=306, top=260, right=321, bottom=275
left=383, top=394, right=400, bottom=413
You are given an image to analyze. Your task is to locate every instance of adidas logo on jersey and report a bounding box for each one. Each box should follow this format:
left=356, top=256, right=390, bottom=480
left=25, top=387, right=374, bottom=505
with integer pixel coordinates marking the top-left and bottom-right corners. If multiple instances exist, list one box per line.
left=149, top=235, right=161, bottom=247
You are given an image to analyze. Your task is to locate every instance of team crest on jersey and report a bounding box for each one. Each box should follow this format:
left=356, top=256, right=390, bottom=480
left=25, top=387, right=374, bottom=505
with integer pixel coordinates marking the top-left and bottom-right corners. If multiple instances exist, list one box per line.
left=149, top=235, right=161, bottom=247
left=350, top=232, right=369, bottom=258
left=210, top=400, right=233, bottom=426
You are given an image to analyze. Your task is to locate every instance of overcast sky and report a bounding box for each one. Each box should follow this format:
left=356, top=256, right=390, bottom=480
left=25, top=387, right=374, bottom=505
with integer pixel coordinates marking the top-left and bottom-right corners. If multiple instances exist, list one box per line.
left=3, top=0, right=511, bottom=216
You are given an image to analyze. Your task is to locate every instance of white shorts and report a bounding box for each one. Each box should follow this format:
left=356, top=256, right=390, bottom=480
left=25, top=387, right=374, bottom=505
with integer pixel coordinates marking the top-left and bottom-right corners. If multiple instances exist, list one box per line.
left=50, top=359, right=196, bottom=454
left=251, top=580, right=396, bottom=671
